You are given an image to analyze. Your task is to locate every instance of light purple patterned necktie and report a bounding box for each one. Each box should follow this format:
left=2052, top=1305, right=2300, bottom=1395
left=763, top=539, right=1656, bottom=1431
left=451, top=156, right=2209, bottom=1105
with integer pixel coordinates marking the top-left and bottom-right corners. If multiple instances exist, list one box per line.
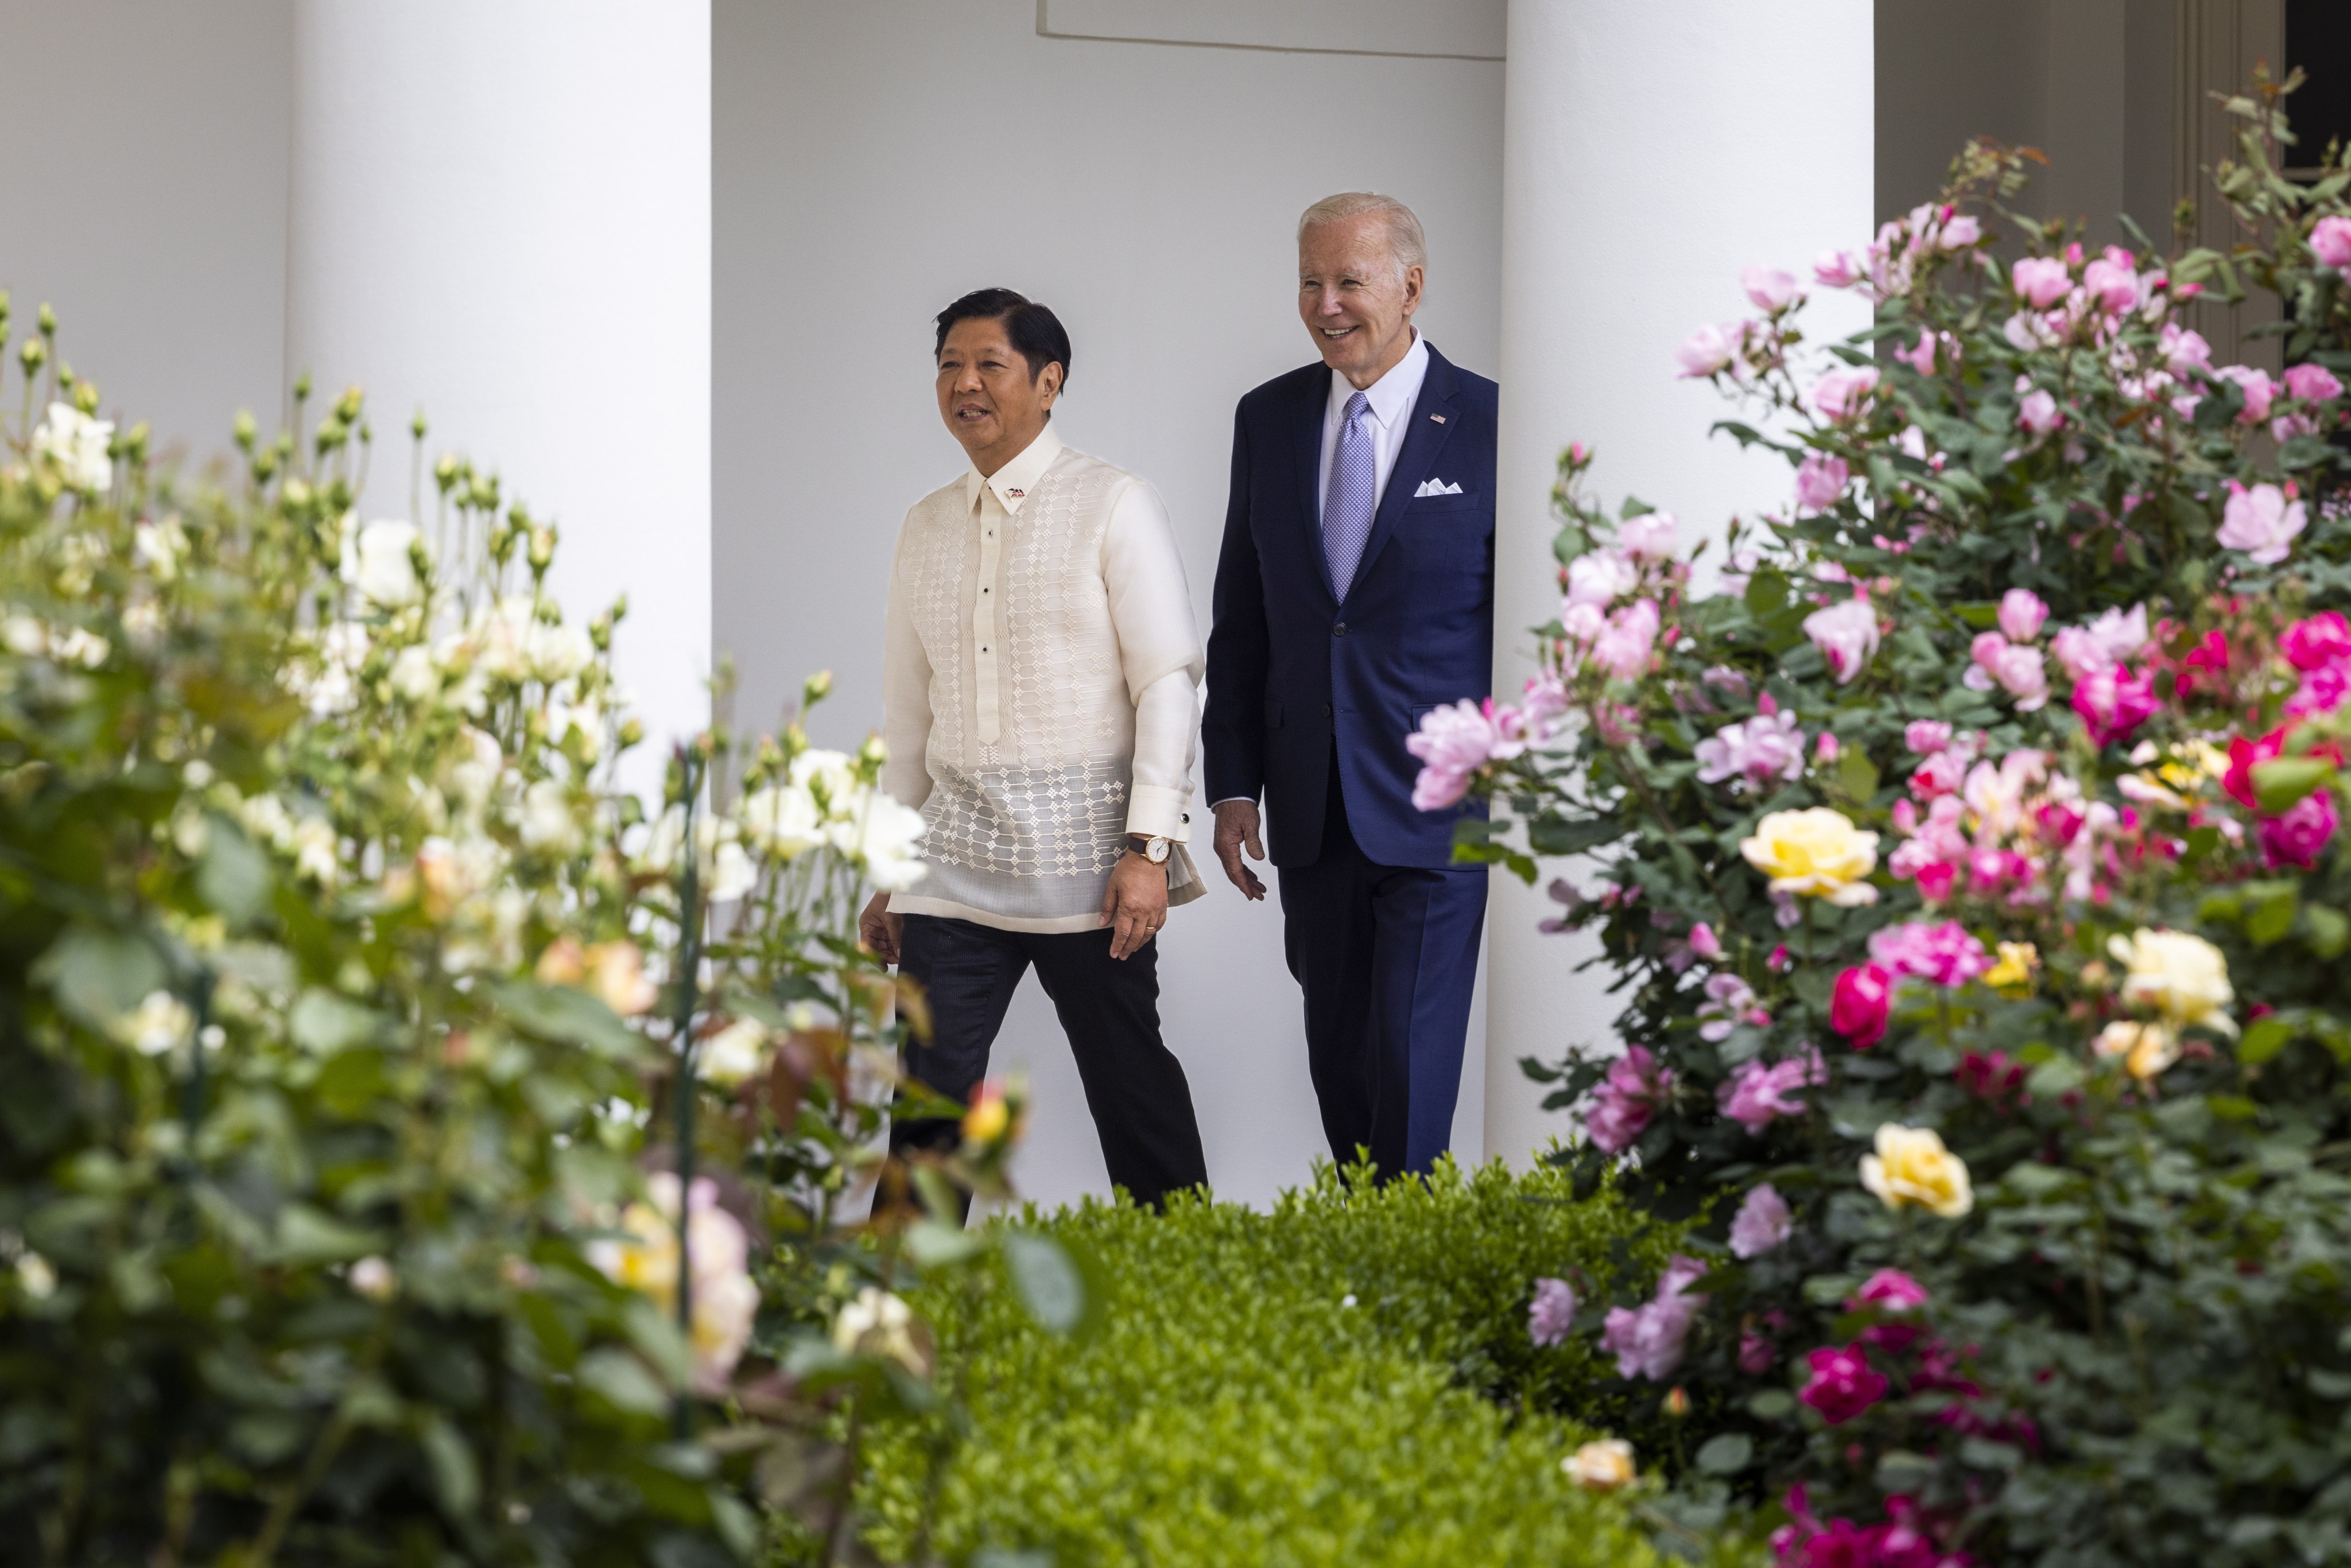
left=1323, top=390, right=1375, bottom=600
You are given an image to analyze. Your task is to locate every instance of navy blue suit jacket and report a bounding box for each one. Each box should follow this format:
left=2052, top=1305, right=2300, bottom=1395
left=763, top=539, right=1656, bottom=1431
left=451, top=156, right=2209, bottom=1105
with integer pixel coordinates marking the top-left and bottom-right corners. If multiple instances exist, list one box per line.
left=1204, top=344, right=1497, bottom=870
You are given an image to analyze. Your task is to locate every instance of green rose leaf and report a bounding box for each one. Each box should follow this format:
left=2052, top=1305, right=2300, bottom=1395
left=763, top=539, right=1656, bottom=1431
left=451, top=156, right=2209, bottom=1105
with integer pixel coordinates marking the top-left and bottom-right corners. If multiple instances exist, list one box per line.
left=2249, top=756, right=2333, bottom=816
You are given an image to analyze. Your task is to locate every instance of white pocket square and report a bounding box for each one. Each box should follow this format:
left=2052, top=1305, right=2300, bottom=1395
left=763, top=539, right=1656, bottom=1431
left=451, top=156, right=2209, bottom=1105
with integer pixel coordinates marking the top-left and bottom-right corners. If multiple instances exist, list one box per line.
left=1414, top=478, right=1465, bottom=498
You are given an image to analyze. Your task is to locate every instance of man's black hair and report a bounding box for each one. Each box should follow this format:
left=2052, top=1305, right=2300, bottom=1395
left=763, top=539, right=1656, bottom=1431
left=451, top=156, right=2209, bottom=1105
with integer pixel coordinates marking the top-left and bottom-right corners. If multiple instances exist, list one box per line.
left=933, top=288, right=1072, bottom=389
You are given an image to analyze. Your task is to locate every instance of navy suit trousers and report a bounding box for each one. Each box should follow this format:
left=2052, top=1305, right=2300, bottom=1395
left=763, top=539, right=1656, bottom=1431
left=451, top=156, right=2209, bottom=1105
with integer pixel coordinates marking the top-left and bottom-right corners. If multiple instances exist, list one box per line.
left=1277, top=753, right=1486, bottom=1178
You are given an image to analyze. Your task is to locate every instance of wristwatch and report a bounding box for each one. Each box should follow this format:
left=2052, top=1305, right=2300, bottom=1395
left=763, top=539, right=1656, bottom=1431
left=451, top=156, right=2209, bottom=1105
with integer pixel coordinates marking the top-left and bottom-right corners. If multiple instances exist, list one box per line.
left=1127, top=833, right=1171, bottom=864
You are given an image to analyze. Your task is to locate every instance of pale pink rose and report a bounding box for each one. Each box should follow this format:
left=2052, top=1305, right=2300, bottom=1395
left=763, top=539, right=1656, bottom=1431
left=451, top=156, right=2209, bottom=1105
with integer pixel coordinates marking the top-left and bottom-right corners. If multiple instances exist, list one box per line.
left=2218, top=480, right=2307, bottom=565
left=1697, top=972, right=1766, bottom=1043
left=2011, top=255, right=2071, bottom=308
left=1895, top=331, right=1937, bottom=376
left=1528, top=1276, right=1578, bottom=1347
left=1585, top=1045, right=1673, bottom=1154
left=1565, top=548, right=1640, bottom=608
left=1407, top=701, right=1499, bottom=810
left=1937, top=213, right=1983, bottom=250
left=1718, top=1047, right=1826, bottom=1132
left=1599, top=1255, right=1708, bottom=1381
left=1868, top=919, right=1991, bottom=987
left=1590, top=599, right=1661, bottom=681
left=1675, top=322, right=1735, bottom=378
left=2051, top=602, right=2150, bottom=682
left=1616, top=510, right=1678, bottom=562
left=1688, top=922, right=1724, bottom=962
left=1811, top=366, right=1881, bottom=422
left=2216, top=364, right=2279, bottom=423
left=1903, top=721, right=1952, bottom=756
left=2159, top=322, right=2212, bottom=376
left=1694, top=709, right=1806, bottom=788
left=1561, top=601, right=1607, bottom=646
left=1997, top=588, right=2049, bottom=642
left=1813, top=249, right=1866, bottom=288
left=2018, top=386, right=2062, bottom=435
left=1741, top=266, right=1801, bottom=312
left=2312, top=214, right=2351, bottom=269
left=2082, top=256, right=2139, bottom=313
left=1728, top=1183, right=1793, bottom=1258
left=1802, top=597, right=1880, bottom=684
left=1794, top=453, right=1850, bottom=513
left=2286, top=363, right=2343, bottom=403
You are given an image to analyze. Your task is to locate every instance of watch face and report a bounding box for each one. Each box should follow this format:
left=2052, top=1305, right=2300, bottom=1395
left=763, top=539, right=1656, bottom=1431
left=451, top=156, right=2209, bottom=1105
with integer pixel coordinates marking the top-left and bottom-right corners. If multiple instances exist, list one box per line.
left=1146, top=838, right=1169, bottom=863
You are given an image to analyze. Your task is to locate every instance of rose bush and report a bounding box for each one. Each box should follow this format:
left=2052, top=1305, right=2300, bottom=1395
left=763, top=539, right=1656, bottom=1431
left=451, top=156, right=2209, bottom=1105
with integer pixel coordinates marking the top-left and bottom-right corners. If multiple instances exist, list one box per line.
left=1421, top=81, right=2351, bottom=1565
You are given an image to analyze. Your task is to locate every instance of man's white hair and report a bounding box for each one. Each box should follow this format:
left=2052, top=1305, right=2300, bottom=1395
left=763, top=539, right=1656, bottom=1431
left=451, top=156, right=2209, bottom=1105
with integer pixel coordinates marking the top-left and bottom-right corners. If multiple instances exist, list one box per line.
left=1297, top=192, right=1427, bottom=276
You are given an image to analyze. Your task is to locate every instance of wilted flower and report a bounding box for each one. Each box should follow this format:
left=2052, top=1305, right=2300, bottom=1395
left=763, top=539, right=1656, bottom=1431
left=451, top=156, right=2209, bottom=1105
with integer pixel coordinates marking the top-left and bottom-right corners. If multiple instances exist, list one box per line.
left=1860, top=1124, right=1973, bottom=1218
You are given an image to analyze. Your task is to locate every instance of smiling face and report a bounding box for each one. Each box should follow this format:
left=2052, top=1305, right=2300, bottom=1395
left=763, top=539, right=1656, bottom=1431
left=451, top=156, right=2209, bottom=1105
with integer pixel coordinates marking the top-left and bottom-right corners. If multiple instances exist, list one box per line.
left=1298, top=212, right=1423, bottom=390
left=935, top=316, right=1062, bottom=476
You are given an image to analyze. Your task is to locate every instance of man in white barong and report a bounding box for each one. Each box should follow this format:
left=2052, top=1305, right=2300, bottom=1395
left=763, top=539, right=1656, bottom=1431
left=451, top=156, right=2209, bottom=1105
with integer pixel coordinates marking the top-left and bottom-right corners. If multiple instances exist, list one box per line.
left=859, top=288, right=1209, bottom=1206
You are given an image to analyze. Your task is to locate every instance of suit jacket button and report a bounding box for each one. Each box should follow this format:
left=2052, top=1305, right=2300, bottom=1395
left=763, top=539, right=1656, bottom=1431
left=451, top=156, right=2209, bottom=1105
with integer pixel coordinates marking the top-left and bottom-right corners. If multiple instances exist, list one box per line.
left=1322, top=703, right=1332, bottom=717
left=1333, top=622, right=1348, bottom=637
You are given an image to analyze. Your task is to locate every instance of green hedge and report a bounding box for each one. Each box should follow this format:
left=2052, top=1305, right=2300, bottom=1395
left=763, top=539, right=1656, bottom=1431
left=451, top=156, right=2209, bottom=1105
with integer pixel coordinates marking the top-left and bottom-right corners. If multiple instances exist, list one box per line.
left=852, top=1159, right=1685, bottom=1567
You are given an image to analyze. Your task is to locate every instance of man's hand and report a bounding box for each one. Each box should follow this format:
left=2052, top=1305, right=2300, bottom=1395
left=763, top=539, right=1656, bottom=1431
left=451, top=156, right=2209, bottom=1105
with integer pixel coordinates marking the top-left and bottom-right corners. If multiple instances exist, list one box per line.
left=859, top=891, right=904, bottom=965
left=1101, top=852, right=1169, bottom=960
left=1213, top=799, right=1267, bottom=901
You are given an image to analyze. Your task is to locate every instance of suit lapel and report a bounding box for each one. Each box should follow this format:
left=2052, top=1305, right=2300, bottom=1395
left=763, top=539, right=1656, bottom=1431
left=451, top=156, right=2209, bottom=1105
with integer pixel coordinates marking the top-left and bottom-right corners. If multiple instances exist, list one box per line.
left=1348, top=348, right=1462, bottom=599
left=1293, top=368, right=1338, bottom=604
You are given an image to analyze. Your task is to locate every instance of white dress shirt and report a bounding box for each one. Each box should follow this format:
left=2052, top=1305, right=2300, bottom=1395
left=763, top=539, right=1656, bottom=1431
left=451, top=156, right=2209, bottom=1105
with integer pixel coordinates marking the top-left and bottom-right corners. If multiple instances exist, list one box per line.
left=882, top=422, right=1205, bottom=933
left=1316, top=329, right=1430, bottom=523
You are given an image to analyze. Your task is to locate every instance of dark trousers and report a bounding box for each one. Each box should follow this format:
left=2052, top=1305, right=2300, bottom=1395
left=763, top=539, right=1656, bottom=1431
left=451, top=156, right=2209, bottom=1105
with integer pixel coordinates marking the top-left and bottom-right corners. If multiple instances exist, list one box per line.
left=1277, top=755, right=1487, bottom=1177
left=890, top=913, right=1208, bottom=1208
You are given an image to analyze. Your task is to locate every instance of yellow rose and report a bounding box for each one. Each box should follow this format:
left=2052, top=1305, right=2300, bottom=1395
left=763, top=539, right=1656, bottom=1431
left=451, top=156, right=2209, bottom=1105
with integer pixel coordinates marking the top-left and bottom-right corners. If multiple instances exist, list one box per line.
left=1859, top=1123, right=1973, bottom=1218
left=1983, top=941, right=2039, bottom=997
left=2093, top=1019, right=2179, bottom=1081
left=1739, top=808, right=1880, bottom=906
left=1562, top=1438, right=1637, bottom=1492
left=2106, top=928, right=2234, bottom=1035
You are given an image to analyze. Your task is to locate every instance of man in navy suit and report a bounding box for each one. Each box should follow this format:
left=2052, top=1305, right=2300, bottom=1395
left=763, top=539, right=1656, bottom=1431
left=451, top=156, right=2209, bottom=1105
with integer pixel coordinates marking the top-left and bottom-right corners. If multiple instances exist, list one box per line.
left=1204, top=192, right=1495, bottom=1179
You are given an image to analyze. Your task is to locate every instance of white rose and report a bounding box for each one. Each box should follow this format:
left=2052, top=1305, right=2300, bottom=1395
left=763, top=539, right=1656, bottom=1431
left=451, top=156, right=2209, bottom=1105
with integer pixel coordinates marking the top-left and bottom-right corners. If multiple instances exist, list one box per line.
left=525, top=620, right=593, bottom=682
left=833, top=790, right=928, bottom=891
left=789, top=749, right=859, bottom=813
left=36, top=403, right=112, bottom=492
left=388, top=644, right=439, bottom=702
left=738, top=783, right=824, bottom=859
left=518, top=778, right=582, bottom=855
left=348, top=519, right=425, bottom=607
left=699, top=1016, right=769, bottom=1086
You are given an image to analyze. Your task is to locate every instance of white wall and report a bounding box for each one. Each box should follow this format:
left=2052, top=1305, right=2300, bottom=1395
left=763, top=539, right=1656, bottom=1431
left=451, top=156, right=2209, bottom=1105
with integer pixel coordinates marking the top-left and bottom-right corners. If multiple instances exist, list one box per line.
left=0, top=1, right=292, bottom=465
left=713, top=0, right=1504, bottom=1206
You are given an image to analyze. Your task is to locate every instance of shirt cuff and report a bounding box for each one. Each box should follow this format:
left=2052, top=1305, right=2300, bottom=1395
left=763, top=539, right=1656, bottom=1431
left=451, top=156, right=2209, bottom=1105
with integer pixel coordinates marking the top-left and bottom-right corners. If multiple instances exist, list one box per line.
left=1126, top=785, right=1193, bottom=842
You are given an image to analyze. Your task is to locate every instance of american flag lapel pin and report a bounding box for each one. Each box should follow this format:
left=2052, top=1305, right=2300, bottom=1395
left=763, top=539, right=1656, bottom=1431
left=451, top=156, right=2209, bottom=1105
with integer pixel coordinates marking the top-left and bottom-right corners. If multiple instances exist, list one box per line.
left=1430, top=413, right=1446, bottom=424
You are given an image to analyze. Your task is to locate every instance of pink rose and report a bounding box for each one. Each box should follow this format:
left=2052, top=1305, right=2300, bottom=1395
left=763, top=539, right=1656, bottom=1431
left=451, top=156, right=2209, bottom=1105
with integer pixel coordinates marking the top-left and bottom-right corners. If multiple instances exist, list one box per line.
left=1675, top=322, right=1735, bottom=378
left=1851, top=1268, right=1930, bottom=1313
left=1799, top=1344, right=1889, bottom=1426
left=1830, top=962, right=1894, bottom=1048
left=1584, top=1045, right=1673, bottom=1154
left=1895, top=330, right=1938, bottom=376
left=1565, top=548, right=1640, bottom=608
left=2018, top=386, right=2062, bottom=435
left=1590, top=599, right=1661, bottom=680
left=2011, top=255, right=2071, bottom=308
left=1599, top=1255, right=1708, bottom=1381
left=1903, top=720, right=1953, bottom=755
left=1688, top=922, right=1724, bottom=961
left=1528, top=1277, right=1578, bottom=1348
left=1616, top=510, right=1678, bottom=562
left=2261, top=789, right=2338, bottom=870
left=1729, top=1182, right=1793, bottom=1259
left=1407, top=701, right=1498, bottom=810
left=2285, top=362, right=2343, bottom=403
left=2217, top=480, right=2307, bottom=565
left=1718, top=1047, right=1826, bottom=1132
left=1694, top=709, right=1806, bottom=788
left=1811, top=366, right=1881, bottom=421
left=2071, top=663, right=2159, bottom=748
left=2312, top=214, right=2351, bottom=269
left=1867, top=921, right=1991, bottom=988
left=1997, top=588, right=2049, bottom=642
left=2082, top=255, right=2139, bottom=313
left=1741, top=266, right=1801, bottom=312
left=1802, top=597, right=1880, bottom=685
left=1813, top=249, right=1866, bottom=288
left=2159, top=322, right=2212, bottom=376
left=2283, top=611, right=2351, bottom=672
left=1990, top=643, right=2049, bottom=711
left=2217, top=364, right=2279, bottom=423
left=1794, top=453, right=1850, bottom=513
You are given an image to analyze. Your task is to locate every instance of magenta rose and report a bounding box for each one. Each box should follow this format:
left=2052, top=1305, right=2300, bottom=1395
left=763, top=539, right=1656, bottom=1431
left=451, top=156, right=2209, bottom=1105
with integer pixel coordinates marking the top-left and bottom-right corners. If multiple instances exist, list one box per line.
left=2071, top=663, right=2159, bottom=748
left=1799, top=1344, right=1890, bottom=1426
left=2260, top=789, right=2338, bottom=871
left=1829, top=962, right=1894, bottom=1049
left=2282, top=611, right=2351, bottom=673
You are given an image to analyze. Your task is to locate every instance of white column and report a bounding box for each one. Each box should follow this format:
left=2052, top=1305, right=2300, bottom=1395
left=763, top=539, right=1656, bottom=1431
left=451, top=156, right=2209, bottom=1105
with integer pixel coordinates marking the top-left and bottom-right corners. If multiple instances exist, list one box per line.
left=285, top=1, right=712, bottom=775
left=1485, top=1, right=1875, bottom=1164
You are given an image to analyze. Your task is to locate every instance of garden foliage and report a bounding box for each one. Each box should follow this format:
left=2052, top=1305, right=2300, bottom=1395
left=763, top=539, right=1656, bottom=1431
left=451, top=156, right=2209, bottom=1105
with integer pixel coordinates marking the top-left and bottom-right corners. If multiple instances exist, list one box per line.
left=853, top=1160, right=1689, bottom=1568
left=1418, top=78, right=2351, bottom=1566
